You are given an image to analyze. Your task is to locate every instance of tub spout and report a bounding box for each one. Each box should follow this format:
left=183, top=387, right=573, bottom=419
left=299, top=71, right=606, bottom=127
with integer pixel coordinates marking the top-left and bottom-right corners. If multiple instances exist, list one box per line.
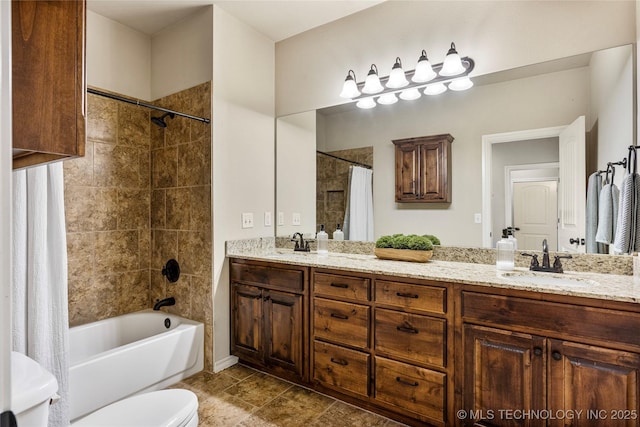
left=153, top=297, right=175, bottom=311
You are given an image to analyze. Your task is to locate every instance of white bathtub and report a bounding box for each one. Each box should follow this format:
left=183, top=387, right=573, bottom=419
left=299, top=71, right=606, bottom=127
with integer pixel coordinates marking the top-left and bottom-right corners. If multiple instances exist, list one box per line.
left=69, top=310, right=204, bottom=422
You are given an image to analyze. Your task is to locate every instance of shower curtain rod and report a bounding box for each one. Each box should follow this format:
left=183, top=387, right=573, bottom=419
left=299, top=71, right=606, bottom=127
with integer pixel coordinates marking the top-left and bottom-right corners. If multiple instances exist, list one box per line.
left=87, top=88, right=211, bottom=124
left=316, top=150, right=372, bottom=169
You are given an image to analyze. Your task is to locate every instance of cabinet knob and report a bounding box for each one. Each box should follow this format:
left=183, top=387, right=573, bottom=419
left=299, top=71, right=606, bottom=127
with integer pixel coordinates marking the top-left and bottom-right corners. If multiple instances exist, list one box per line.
left=552, top=351, right=562, bottom=361
left=533, top=347, right=543, bottom=357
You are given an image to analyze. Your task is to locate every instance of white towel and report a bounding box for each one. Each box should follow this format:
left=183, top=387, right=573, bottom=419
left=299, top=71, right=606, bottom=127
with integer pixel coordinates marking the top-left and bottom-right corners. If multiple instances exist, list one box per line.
left=585, top=172, right=602, bottom=253
left=595, top=182, right=619, bottom=244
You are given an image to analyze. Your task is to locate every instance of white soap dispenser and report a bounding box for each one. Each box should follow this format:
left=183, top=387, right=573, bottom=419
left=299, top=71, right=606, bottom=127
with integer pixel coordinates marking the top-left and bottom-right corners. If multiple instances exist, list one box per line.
left=506, top=226, right=518, bottom=250
left=496, top=228, right=515, bottom=271
left=333, top=223, right=344, bottom=241
left=317, top=224, right=329, bottom=255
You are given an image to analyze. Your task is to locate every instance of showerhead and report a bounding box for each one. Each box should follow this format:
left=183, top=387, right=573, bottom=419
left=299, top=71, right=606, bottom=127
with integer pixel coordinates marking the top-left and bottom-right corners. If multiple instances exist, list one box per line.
left=151, top=112, right=175, bottom=128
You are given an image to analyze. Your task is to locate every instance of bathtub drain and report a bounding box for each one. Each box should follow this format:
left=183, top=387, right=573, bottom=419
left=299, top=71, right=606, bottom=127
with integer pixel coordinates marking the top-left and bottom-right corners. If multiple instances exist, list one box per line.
left=164, top=318, right=171, bottom=329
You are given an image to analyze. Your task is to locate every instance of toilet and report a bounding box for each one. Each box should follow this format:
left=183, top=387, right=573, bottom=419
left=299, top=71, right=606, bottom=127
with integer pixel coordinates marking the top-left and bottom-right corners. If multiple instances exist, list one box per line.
left=11, top=351, right=198, bottom=427
left=72, top=389, right=199, bottom=427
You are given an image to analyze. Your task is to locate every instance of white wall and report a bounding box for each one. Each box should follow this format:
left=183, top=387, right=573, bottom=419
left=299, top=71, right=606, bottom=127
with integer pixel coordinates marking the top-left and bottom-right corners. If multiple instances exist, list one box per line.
left=319, top=67, right=589, bottom=247
left=276, top=1, right=635, bottom=116
left=212, top=5, right=275, bottom=368
left=86, top=11, right=151, bottom=100
left=276, top=111, right=316, bottom=236
left=151, top=8, right=213, bottom=100
left=590, top=44, right=634, bottom=189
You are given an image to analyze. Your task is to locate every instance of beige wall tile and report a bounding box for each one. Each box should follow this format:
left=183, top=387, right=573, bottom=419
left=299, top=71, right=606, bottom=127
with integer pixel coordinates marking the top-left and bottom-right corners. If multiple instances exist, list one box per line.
left=117, top=189, right=150, bottom=230
left=152, top=230, right=178, bottom=270
left=93, top=188, right=119, bottom=231
left=151, top=189, right=166, bottom=229
left=165, top=115, right=191, bottom=147
left=118, top=103, right=150, bottom=147
left=94, top=230, right=139, bottom=274
left=152, top=146, right=178, bottom=188
left=166, top=188, right=191, bottom=231
left=178, top=231, right=211, bottom=276
left=64, top=140, right=94, bottom=186
left=65, top=186, right=96, bottom=233
left=178, top=139, right=209, bottom=187
left=87, top=94, right=117, bottom=143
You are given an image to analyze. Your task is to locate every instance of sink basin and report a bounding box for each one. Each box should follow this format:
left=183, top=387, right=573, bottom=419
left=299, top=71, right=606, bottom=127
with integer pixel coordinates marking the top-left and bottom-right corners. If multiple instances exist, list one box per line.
left=501, top=271, right=599, bottom=287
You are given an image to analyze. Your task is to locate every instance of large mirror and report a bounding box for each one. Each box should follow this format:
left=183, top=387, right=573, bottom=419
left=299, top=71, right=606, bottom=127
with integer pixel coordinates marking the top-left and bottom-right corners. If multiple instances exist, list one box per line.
left=276, top=44, right=634, bottom=254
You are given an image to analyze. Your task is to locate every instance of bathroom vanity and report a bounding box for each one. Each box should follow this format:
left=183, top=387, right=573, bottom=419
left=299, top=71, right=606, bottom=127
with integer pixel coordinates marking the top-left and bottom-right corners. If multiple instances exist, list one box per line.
left=230, top=249, right=640, bottom=427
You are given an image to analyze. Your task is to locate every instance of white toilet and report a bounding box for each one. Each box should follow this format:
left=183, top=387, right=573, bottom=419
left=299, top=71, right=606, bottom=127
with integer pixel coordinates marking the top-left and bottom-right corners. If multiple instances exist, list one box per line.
left=72, top=389, right=199, bottom=427
left=11, top=351, right=199, bottom=427
left=11, top=352, right=59, bottom=427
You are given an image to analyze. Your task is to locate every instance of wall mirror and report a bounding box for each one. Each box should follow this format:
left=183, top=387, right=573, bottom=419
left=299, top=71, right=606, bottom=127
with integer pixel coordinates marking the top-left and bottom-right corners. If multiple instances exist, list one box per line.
left=276, top=44, right=635, bottom=254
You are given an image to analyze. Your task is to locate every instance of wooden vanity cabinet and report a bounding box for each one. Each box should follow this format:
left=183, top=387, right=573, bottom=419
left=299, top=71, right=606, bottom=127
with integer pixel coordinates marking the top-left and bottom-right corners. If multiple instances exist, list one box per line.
left=12, top=0, right=86, bottom=169
left=460, top=290, right=640, bottom=427
left=392, top=134, right=454, bottom=203
left=230, top=259, right=309, bottom=383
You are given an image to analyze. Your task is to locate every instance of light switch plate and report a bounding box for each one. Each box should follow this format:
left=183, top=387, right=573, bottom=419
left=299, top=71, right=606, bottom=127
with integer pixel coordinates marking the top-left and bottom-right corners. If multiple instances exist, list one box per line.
left=474, top=213, right=482, bottom=224
left=278, top=212, right=285, bottom=226
left=292, top=212, right=301, bottom=226
left=264, top=212, right=272, bottom=227
left=242, top=212, right=254, bottom=228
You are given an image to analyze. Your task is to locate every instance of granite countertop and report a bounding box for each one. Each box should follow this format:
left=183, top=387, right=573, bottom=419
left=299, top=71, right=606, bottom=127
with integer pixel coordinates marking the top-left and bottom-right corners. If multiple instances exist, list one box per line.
left=228, top=248, right=640, bottom=304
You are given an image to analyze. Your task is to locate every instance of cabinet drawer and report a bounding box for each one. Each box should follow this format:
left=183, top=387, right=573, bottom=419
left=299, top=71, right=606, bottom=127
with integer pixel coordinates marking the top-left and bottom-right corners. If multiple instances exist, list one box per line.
left=314, top=341, right=370, bottom=399
left=462, top=291, right=640, bottom=349
left=314, top=272, right=370, bottom=301
left=375, top=280, right=446, bottom=314
left=231, top=261, right=304, bottom=292
left=375, top=308, right=446, bottom=367
left=314, top=298, right=369, bottom=349
left=375, top=356, right=446, bottom=423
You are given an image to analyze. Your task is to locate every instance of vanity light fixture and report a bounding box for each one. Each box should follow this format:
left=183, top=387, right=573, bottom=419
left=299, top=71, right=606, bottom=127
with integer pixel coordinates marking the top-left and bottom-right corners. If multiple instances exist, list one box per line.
left=339, top=42, right=475, bottom=109
left=362, top=64, right=384, bottom=94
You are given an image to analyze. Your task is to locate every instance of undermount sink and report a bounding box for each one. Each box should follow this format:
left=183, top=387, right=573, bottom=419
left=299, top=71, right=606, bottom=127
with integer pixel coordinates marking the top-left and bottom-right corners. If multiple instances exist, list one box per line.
left=501, top=271, right=599, bottom=287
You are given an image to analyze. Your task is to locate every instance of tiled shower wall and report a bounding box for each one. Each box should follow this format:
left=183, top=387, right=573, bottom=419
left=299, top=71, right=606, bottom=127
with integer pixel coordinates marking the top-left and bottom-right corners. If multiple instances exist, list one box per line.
left=64, top=82, right=213, bottom=370
left=316, top=147, right=373, bottom=237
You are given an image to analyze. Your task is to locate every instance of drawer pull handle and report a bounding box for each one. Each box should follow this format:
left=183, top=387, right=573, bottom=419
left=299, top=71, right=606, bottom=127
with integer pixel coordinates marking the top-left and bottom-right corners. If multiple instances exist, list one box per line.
left=396, top=377, right=419, bottom=387
left=238, top=291, right=261, bottom=299
left=396, top=292, right=419, bottom=299
left=397, top=326, right=418, bottom=334
left=330, top=313, right=349, bottom=320
left=330, top=283, right=349, bottom=289
left=330, top=357, right=349, bottom=366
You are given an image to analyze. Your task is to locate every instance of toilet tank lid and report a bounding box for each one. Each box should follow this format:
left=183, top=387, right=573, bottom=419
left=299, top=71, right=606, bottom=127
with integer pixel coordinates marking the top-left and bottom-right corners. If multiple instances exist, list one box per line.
left=11, top=352, right=59, bottom=414
left=73, top=389, right=198, bottom=427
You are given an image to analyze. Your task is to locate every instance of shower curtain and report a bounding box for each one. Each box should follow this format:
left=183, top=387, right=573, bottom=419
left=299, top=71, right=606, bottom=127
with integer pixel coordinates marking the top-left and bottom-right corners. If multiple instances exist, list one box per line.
left=12, top=162, right=69, bottom=427
left=344, top=166, right=374, bottom=241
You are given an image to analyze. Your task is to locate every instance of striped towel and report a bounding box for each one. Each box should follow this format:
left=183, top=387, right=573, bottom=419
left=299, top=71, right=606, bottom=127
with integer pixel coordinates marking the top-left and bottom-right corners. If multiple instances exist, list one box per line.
left=595, top=182, right=619, bottom=245
left=613, top=173, right=640, bottom=253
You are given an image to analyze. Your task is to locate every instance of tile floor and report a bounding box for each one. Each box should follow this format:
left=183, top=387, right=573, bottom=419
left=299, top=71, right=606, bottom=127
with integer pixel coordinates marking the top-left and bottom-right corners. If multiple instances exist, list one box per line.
left=172, top=364, right=409, bottom=427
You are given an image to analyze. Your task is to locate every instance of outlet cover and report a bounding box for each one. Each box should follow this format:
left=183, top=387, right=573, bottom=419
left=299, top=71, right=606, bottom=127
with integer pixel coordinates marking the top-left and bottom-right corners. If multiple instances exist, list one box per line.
left=242, top=212, right=254, bottom=228
left=292, top=212, right=301, bottom=226
left=278, top=212, right=285, bottom=226
left=264, top=212, right=272, bottom=227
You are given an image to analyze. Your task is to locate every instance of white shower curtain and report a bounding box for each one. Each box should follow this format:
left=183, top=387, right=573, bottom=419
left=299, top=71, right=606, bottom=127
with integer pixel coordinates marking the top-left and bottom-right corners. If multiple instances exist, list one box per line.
left=344, top=166, right=374, bottom=241
left=12, top=162, right=69, bottom=427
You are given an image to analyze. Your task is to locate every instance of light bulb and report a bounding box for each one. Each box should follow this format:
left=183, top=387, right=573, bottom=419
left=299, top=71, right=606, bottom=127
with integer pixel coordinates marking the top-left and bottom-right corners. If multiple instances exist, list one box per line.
left=399, top=88, right=421, bottom=101
left=362, top=64, right=384, bottom=94
left=386, top=57, right=409, bottom=89
left=439, top=42, right=466, bottom=76
left=339, top=70, right=361, bottom=98
left=424, top=82, right=447, bottom=96
left=356, top=97, right=376, bottom=109
left=412, top=50, right=436, bottom=83
left=448, top=77, right=474, bottom=91
left=377, top=93, right=398, bottom=105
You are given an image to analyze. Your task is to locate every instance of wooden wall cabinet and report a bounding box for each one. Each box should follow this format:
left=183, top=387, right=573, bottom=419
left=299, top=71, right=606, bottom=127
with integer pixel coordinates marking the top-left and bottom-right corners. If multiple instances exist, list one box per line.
left=392, top=134, right=454, bottom=203
left=461, top=291, right=640, bottom=427
left=12, top=0, right=86, bottom=169
left=230, top=259, right=309, bottom=383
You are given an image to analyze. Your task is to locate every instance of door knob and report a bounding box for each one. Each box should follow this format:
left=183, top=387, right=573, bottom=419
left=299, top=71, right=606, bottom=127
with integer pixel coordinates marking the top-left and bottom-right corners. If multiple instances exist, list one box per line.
left=569, top=237, right=585, bottom=245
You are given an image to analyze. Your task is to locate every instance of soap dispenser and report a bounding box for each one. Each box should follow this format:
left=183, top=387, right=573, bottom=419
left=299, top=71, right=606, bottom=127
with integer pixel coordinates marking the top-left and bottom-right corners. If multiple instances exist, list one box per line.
left=333, top=224, right=344, bottom=241
left=496, top=228, right=515, bottom=271
left=506, top=226, right=518, bottom=250
left=317, top=224, right=328, bottom=255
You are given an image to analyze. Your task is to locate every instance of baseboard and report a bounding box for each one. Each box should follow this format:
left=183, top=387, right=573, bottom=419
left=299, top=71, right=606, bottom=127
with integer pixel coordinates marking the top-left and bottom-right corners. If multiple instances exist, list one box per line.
left=214, top=355, right=239, bottom=373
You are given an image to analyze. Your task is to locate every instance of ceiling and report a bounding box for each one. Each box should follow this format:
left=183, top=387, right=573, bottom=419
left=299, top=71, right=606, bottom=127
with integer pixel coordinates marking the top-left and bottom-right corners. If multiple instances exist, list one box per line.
left=87, top=0, right=384, bottom=42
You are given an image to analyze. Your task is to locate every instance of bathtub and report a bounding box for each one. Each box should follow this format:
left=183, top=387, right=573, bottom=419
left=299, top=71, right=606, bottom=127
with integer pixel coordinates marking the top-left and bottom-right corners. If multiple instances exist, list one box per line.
left=69, top=310, right=204, bottom=422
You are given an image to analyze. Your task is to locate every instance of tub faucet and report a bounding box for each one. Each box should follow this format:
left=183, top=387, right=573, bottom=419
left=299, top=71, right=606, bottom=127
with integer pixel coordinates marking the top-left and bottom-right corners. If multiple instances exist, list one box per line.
left=153, top=297, right=175, bottom=311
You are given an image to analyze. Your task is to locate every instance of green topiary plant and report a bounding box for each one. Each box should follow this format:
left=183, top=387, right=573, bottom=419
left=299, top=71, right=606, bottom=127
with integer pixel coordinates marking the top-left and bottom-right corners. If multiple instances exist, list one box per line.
left=375, top=234, right=433, bottom=251
left=423, top=234, right=441, bottom=245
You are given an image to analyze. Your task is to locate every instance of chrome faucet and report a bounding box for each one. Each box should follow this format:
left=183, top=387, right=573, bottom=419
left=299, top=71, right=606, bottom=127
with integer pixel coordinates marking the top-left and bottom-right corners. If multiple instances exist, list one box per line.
left=522, top=239, right=572, bottom=273
left=291, top=232, right=310, bottom=252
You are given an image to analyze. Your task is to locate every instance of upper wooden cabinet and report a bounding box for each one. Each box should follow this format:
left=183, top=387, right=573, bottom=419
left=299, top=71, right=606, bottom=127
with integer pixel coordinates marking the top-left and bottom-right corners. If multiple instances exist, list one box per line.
left=393, top=134, right=453, bottom=203
left=12, top=0, right=86, bottom=169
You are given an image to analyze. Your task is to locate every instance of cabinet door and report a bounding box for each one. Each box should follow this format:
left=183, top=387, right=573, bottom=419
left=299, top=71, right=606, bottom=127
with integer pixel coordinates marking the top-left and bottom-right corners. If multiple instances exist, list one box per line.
left=231, top=283, right=263, bottom=364
left=548, top=340, right=640, bottom=427
left=12, top=0, right=86, bottom=167
left=264, top=290, right=304, bottom=378
left=418, top=141, right=449, bottom=202
left=395, top=143, right=420, bottom=201
left=463, top=324, right=546, bottom=427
